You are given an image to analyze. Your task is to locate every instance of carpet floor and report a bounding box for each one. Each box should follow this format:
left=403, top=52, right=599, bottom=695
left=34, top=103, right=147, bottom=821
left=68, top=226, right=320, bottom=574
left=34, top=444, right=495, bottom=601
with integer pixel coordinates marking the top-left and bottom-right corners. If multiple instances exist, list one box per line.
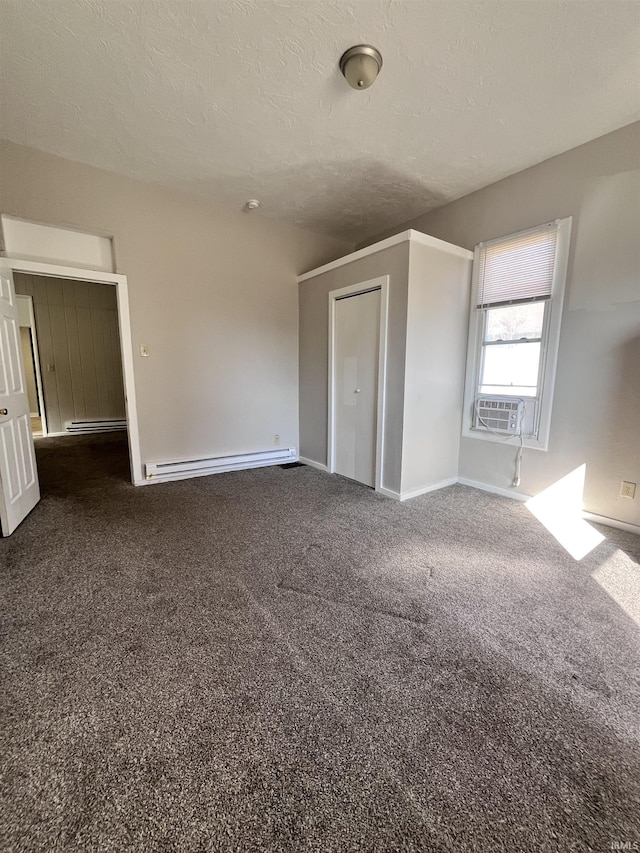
left=1, top=433, right=639, bottom=852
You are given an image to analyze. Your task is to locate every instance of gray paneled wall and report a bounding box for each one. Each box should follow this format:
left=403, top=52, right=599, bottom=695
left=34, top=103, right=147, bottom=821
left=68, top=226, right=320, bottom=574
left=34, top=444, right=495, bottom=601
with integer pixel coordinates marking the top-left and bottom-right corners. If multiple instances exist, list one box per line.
left=14, top=274, right=125, bottom=433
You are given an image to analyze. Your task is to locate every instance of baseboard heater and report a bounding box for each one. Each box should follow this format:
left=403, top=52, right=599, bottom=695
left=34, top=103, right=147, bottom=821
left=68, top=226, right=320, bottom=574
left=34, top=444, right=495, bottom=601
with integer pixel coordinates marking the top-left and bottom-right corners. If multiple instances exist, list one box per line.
left=145, top=446, right=296, bottom=482
left=66, top=419, right=127, bottom=434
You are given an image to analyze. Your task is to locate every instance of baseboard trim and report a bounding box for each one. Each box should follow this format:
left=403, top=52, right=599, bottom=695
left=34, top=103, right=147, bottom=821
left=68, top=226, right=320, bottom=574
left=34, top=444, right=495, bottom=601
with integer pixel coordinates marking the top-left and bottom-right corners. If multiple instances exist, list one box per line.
left=582, top=512, right=640, bottom=536
left=66, top=419, right=127, bottom=433
left=456, top=477, right=531, bottom=502
left=457, top=478, right=640, bottom=534
left=377, top=486, right=401, bottom=501
left=43, top=429, right=126, bottom=438
left=400, top=477, right=458, bottom=501
left=377, top=477, right=458, bottom=502
left=298, top=456, right=329, bottom=473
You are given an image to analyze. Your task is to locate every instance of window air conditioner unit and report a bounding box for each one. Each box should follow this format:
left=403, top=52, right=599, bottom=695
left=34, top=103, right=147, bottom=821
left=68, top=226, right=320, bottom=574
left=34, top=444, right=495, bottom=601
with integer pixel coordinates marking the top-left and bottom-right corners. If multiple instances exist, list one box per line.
left=474, top=397, right=524, bottom=435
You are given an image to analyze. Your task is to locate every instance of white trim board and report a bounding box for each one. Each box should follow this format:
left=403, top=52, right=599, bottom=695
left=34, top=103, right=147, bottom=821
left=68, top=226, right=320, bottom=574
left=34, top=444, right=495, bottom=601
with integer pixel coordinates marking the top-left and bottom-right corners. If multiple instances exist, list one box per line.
left=39, top=429, right=126, bottom=438
left=456, top=477, right=530, bottom=502
left=582, top=513, right=640, bottom=537
left=3, top=257, right=143, bottom=486
left=2, top=258, right=124, bottom=284
left=297, top=230, right=473, bottom=282
left=378, top=477, right=458, bottom=502
left=298, top=456, right=329, bottom=473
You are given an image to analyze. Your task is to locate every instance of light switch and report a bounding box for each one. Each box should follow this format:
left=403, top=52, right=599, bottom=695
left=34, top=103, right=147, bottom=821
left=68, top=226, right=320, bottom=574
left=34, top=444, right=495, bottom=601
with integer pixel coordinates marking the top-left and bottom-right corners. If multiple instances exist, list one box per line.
left=47, top=363, right=55, bottom=373
left=140, top=345, right=150, bottom=357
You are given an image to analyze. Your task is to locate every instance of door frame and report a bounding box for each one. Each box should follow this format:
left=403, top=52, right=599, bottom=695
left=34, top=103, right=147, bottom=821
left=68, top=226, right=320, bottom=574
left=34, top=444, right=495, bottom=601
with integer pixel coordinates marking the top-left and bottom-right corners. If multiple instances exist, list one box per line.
left=327, top=275, right=389, bottom=492
left=4, top=258, right=143, bottom=486
left=16, top=294, right=48, bottom=436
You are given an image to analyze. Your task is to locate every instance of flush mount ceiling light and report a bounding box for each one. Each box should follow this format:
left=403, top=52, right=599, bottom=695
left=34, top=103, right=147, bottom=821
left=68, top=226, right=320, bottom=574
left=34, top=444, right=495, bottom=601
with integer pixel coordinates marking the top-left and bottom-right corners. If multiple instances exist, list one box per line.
left=339, top=44, right=383, bottom=90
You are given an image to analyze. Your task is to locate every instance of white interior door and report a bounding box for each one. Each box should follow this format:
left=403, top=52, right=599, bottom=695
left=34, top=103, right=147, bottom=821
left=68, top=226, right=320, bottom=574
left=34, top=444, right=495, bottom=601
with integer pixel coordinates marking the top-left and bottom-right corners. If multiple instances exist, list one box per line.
left=334, top=288, right=380, bottom=487
left=0, top=260, right=40, bottom=535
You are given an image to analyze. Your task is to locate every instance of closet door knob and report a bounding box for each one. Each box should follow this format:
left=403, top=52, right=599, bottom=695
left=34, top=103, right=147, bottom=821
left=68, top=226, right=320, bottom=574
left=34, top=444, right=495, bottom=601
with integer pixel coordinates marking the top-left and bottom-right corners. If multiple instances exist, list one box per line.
left=354, top=389, right=361, bottom=393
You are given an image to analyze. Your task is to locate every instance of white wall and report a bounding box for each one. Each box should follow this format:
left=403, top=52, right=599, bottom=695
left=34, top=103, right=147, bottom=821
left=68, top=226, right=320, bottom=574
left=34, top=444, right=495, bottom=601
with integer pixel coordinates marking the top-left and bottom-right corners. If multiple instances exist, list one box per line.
left=0, top=141, right=351, bottom=467
left=15, top=274, right=125, bottom=433
left=1, top=214, right=114, bottom=271
left=361, top=122, right=640, bottom=525
left=401, top=242, right=471, bottom=495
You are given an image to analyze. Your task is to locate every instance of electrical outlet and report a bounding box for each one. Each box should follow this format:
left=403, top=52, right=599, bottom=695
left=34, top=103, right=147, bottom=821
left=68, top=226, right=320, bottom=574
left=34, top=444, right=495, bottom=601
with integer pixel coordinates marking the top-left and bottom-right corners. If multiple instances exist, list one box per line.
left=273, top=434, right=280, bottom=446
left=620, top=481, right=636, bottom=499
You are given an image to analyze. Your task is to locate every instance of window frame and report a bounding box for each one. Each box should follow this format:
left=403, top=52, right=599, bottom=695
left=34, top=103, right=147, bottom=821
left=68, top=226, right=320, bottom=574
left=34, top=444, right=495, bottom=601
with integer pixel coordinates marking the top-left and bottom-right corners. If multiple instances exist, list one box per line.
left=461, top=217, right=572, bottom=451
left=478, top=299, right=548, bottom=400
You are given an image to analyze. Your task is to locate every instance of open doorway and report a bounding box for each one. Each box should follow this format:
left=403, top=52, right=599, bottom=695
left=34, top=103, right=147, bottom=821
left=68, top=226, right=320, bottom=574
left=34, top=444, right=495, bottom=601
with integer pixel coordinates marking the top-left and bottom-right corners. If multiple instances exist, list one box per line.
left=1, top=236, right=142, bottom=535
left=19, top=324, right=43, bottom=435
left=14, top=274, right=127, bottom=440
left=17, top=294, right=47, bottom=436
left=4, top=257, right=142, bottom=490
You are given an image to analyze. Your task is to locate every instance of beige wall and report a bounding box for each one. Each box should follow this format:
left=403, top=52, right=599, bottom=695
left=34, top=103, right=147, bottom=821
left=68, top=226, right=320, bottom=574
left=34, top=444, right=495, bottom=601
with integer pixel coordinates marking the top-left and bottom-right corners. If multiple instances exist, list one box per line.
left=298, top=243, right=410, bottom=493
left=361, top=122, right=640, bottom=525
left=15, top=274, right=125, bottom=433
left=0, top=141, right=351, bottom=472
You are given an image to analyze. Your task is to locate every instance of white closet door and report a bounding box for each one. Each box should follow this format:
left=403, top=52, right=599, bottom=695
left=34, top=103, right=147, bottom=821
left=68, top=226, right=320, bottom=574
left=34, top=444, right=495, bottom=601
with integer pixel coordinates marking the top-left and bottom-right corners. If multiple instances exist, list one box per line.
left=334, top=288, right=380, bottom=487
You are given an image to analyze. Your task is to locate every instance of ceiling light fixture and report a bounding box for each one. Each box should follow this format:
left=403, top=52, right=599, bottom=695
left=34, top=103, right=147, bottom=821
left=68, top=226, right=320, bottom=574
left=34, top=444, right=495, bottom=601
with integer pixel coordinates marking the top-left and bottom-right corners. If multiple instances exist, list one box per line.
left=339, top=44, right=383, bottom=90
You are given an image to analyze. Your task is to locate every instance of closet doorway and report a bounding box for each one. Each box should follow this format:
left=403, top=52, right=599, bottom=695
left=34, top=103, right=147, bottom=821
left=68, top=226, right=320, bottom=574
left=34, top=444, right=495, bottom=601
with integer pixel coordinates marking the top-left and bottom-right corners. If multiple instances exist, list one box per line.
left=328, top=276, right=389, bottom=490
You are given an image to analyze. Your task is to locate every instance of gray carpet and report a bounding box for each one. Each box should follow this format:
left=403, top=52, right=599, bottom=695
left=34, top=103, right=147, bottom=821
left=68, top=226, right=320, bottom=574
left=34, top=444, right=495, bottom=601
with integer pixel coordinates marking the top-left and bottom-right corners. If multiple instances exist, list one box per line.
left=1, top=433, right=639, bottom=852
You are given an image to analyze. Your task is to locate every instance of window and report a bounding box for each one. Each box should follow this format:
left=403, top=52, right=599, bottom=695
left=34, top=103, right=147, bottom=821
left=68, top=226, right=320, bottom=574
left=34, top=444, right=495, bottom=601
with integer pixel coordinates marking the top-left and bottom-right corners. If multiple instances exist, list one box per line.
left=462, top=218, right=572, bottom=450
left=479, top=301, right=545, bottom=397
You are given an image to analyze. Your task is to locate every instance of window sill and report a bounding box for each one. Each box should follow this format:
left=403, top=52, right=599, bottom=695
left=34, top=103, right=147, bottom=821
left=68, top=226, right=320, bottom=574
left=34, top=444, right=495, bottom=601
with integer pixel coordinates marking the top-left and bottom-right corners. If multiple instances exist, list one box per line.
left=461, top=427, right=549, bottom=451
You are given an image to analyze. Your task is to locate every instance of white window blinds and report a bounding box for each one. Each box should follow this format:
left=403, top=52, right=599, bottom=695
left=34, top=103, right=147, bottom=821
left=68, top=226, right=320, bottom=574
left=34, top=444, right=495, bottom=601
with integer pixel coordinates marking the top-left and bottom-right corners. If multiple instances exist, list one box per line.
left=476, top=223, right=559, bottom=308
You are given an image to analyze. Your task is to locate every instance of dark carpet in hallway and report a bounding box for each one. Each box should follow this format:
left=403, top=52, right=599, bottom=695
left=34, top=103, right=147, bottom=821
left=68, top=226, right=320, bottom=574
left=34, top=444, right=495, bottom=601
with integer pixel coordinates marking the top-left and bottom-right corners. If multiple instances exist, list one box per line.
left=1, top=433, right=639, bottom=852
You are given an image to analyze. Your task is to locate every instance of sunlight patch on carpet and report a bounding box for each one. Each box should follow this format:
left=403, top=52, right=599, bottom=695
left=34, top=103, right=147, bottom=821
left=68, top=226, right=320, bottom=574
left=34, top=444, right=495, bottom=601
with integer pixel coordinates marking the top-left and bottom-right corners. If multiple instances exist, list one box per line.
left=526, top=465, right=605, bottom=561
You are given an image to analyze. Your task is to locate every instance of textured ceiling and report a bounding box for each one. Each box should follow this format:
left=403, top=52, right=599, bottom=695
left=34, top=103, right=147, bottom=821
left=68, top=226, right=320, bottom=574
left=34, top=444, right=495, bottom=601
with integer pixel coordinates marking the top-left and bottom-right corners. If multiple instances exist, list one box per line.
left=1, top=0, right=639, bottom=243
